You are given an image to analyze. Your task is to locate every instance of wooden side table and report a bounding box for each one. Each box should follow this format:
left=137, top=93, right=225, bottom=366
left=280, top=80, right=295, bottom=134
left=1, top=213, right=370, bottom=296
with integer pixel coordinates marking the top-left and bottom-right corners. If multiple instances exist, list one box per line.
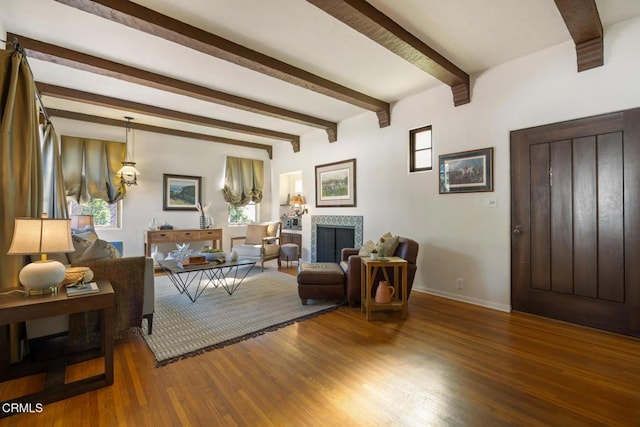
left=0, top=280, right=114, bottom=417
left=361, top=257, right=408, bottom=320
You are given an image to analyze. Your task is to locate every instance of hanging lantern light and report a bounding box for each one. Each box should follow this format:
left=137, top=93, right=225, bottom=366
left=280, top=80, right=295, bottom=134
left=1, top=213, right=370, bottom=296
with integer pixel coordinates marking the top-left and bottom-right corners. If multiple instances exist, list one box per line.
left=117, top=116, right=140, bottom=186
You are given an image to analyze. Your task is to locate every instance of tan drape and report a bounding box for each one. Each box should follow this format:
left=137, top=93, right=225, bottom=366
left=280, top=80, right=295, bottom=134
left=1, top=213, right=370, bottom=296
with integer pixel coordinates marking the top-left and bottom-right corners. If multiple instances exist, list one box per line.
left=41, top=122, right=68, bottom=218
left=222, top=156, right=264, bottom=207
left=61, top=135, right=126, bottom=204
left=0, top=49, right=43, bottom=290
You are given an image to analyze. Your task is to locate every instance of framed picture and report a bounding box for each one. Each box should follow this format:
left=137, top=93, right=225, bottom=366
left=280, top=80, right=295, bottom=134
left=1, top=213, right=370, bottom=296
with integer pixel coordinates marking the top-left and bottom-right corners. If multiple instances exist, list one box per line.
left=439, top=147, right=494, bottom=193
left=163, top=174, right=202, bottom=210
left=315, top=158, right=357, bottom=207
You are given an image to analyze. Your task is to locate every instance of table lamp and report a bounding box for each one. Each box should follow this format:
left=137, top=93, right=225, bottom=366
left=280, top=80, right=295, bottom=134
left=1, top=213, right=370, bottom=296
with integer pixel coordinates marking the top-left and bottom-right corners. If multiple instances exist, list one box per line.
left=7, top=217, right=75, bottom=296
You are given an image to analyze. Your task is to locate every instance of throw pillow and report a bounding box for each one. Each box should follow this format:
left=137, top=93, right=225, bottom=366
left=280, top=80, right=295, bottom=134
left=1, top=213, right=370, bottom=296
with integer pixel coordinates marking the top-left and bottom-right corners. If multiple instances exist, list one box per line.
left=358, top=240, right=377, bottom=256
left=68, top=234, right=92, bottom=264
left=380, top=235, right=400, bottom=258
left=78, top=239, right=122, bottom=263
left=72, top=227, right=99, bottom=243
left=245, top=224, right=268, bottom=245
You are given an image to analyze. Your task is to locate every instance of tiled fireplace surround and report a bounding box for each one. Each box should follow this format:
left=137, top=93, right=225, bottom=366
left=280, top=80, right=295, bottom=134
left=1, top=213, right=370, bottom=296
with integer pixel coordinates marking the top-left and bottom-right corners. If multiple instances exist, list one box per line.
left=310, top=215, right=363, bottom=262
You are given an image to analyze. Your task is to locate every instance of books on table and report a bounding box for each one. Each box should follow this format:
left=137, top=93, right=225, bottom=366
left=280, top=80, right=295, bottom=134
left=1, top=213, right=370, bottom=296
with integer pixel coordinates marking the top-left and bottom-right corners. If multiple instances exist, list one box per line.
left=66, top=281, right=99, bottom=297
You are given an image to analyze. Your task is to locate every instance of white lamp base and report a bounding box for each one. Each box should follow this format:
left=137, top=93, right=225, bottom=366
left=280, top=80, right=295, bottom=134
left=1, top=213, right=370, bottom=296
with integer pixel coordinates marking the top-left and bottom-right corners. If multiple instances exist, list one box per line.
left=19, top=260, right=66, bottom=296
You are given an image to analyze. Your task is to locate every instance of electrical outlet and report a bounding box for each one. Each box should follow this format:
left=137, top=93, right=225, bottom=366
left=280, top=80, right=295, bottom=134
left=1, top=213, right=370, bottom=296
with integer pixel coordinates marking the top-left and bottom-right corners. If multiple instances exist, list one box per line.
left=456, top=278, right=464, bottom=289
left=485, top=198, right=497, bottom=208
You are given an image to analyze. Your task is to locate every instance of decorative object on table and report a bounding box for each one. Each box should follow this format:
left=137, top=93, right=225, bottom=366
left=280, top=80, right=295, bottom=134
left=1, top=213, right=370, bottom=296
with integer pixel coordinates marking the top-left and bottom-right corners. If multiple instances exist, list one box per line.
left=439, top=147, right=494, bottom=193
left=289, top=194, right=307, bottom=215
left=159, top=222, right=173, bottom=230
left=66, top=281, right=100, bottom=297
left=177, top=255, right=209, bottom=269
left=171, top=243, right=191, bottom=261
left=375, top=280, right=395, bottom=304
left=148, top=218, right=159, bottom=231
left=196, top=201, right=211, bottom=229
left=163, top=173, right=202, bottom=211
left=7, top=216, right=75, bottom=296
left=370, top=248, right=378, bottom=260
left=229, top=249, right=239, bottom=262
left=150, top=245, right=164, bottom=265
left=315, top=158, right=356, bottom=207
left=200, top=247, right=225, bottom=261
left=62, top=266, right=94, bottom=286
left=116, top=116, right=140, bottom=186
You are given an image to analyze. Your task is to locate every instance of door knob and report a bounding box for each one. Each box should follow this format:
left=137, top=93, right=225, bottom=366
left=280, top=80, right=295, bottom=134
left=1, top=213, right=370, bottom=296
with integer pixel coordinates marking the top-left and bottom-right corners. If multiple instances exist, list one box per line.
left=513, top=225, right=522, bottom=235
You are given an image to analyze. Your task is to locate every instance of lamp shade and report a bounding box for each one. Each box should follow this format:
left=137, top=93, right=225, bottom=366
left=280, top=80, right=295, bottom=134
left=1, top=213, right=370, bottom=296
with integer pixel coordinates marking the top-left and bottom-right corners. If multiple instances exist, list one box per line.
left=70, top=214, right=94, bottom=230
left=7, top=218, right=75, bottom=295
left=7, top=218, right=74, bottom=255
left=118, top=161, right=140, bottom=186
left=290, top=194, right=306, bottom=205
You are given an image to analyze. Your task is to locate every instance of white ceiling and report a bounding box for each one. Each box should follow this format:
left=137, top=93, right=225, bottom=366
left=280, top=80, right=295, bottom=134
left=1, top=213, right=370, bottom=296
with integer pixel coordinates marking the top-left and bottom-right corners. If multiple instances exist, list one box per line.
left=1, top=0, right=640, bottom=149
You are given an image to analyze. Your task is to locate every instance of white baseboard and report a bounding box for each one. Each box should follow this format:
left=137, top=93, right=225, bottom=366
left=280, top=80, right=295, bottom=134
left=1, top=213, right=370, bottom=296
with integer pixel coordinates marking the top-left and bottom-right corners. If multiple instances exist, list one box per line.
left=412, top=287, right=512, bottom=313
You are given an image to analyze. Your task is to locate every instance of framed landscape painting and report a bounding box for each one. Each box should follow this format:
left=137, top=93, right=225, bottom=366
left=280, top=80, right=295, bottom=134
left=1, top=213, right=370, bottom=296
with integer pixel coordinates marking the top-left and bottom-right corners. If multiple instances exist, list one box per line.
left=315, top=158, right=356, bottom=207
left=439, top=147, right=494, bottom=194
left=163, top=174, right=202, bottom=210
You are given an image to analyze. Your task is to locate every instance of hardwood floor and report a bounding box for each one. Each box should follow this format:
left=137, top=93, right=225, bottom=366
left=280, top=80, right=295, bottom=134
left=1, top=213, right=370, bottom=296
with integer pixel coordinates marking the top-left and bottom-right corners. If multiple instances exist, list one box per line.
left=2, top=267, right=639, bottom=426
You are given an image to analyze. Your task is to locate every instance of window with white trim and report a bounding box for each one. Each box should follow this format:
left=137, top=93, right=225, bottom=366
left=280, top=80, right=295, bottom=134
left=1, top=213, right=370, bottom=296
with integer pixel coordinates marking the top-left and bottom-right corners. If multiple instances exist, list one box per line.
left=409, top=125, right=433, bottom=172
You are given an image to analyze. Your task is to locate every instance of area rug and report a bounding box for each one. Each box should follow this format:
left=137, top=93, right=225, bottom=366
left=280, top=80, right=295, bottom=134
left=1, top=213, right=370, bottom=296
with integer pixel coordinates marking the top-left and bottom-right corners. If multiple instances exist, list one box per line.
left=142, top=268, right=339, bottom=366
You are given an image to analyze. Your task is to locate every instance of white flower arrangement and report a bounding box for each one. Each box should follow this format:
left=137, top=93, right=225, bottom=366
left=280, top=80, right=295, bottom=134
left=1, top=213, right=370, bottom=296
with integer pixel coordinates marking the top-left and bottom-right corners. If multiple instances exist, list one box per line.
left=196, top=202, right=211, bottom=217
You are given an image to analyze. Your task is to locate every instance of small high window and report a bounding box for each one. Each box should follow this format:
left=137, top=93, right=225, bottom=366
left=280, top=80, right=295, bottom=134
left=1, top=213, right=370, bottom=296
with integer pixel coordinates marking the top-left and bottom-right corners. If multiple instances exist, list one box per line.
left=409, top=125, right=433, bottom=172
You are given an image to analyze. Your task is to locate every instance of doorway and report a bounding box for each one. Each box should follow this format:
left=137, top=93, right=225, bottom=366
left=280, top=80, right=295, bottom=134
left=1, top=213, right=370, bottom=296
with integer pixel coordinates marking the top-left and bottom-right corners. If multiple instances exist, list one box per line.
left=510, top=108, right=640, bottom=336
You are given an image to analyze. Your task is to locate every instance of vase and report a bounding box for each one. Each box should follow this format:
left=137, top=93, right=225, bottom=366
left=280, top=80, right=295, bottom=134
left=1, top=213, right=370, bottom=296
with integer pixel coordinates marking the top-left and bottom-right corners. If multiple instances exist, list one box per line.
left=199, top=216, right=206, bottom=229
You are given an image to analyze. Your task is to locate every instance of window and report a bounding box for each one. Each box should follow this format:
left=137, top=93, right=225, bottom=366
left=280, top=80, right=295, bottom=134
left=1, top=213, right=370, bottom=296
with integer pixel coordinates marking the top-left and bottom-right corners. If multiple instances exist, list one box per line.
left=409, top=125, right=433, bottom=172
left=229, top=202, right=257, bottom=225
left=68, top=198, right=122, bottom=229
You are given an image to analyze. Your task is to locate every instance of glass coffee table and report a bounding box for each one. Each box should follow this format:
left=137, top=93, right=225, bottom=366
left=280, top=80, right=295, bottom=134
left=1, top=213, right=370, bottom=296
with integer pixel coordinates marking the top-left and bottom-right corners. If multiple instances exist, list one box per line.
left=158, top=259, right=256, bottom=302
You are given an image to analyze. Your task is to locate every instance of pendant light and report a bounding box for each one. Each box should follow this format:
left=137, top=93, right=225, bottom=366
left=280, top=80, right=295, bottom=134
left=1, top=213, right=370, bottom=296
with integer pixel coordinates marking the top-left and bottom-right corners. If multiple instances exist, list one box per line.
left=117, top=116, right=140, bottom=186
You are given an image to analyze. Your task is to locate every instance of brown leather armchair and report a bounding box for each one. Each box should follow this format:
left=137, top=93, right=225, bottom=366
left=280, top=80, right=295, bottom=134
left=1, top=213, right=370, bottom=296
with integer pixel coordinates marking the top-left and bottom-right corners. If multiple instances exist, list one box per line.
left=340, top=237, right=419, bottom=306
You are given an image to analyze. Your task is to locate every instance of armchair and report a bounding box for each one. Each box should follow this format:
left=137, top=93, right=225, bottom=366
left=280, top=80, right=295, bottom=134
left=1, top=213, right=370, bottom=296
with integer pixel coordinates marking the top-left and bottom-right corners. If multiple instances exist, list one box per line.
left=230, top=222, right=282, bottom=271
left=340, top=236, right=419, bottom=306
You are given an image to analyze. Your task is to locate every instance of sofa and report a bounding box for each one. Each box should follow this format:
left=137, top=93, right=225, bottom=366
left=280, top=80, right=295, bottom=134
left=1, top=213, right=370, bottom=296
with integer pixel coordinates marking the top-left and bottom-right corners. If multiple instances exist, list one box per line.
left=26, top=232, right=155, bottom=340
left=340, top=236, right=419, bottom=306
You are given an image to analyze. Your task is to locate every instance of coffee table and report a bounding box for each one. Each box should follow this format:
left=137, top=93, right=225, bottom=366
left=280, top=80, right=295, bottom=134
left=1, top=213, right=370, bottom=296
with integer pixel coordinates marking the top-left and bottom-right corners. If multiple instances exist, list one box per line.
left=158, top=259, right=256, bottom=302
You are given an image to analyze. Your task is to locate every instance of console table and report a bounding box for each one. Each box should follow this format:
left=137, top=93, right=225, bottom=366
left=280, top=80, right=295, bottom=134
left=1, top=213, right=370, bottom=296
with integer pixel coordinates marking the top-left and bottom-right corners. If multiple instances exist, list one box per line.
left=145, top=228, right=222, bottom=256
left=0, top=280, right=114, bottom=417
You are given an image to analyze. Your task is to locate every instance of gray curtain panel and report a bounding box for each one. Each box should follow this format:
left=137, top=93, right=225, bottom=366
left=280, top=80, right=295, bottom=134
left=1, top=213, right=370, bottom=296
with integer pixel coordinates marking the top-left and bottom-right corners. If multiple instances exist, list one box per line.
left=0, top=49, right=43, bottom=290
left=41, top=122, right=68, bottom=219
left=61, top=135, right=127, bottom=204
left=222, top=156, right=264, bottom=207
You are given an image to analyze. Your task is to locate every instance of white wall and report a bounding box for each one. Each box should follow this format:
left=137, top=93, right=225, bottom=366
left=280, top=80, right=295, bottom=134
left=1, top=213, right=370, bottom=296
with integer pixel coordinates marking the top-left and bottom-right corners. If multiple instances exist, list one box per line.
left=271, top=16, right=640, bottom=311
left=49, top=118, right=273, bottom=257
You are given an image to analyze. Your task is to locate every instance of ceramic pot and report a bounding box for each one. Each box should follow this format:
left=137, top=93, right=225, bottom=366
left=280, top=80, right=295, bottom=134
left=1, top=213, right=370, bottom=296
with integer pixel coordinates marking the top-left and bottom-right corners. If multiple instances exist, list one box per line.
left=375, top=280, right=395, bottom=304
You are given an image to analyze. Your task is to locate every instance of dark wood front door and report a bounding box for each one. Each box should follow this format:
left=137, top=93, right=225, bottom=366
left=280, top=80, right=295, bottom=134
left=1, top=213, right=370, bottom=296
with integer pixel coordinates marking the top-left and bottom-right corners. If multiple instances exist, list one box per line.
left=511, top=108, right=640, bottom=336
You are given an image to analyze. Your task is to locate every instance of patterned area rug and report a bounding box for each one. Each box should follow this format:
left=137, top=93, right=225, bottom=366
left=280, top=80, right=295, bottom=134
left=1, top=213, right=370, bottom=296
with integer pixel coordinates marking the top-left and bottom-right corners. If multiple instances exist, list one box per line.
left=143, top=268, right=339, bottom=366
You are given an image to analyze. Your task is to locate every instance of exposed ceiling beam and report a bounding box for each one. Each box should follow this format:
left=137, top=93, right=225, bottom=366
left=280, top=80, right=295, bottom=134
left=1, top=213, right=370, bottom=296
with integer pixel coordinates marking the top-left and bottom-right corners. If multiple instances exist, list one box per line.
left=8, top=33, right=336, bottom=144
left=47, top=108, right=273, bottom=159
left=36, top=82, right=300, bottom=152
left=306, top=0, right=470, bottom=106
left=554, top=0, right=603, bottom=72
left=53, top=0, right=391, bottom=128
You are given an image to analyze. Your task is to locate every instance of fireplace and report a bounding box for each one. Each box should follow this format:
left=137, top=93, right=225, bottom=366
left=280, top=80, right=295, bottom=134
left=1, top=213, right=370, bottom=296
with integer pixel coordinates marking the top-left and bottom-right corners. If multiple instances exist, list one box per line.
left=311, top=215, right=363, bottom=262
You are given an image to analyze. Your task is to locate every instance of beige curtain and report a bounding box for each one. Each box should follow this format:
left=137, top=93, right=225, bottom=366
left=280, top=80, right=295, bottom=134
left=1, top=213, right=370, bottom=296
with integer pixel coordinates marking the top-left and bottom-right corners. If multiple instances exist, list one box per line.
left=0, top=49, right=43, bottom=290
left=41, top=122, right=68, bottom=218
left=222, top=156, right=264, bottom=207
left=61, top=135, right=126, bottom=204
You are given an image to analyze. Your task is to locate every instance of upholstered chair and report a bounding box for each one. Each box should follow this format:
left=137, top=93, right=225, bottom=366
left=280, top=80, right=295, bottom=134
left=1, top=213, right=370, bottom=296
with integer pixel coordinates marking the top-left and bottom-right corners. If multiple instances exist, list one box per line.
left=230, top=222, right=282, bottom=271
left=340, top=236, right=419, bottom=306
